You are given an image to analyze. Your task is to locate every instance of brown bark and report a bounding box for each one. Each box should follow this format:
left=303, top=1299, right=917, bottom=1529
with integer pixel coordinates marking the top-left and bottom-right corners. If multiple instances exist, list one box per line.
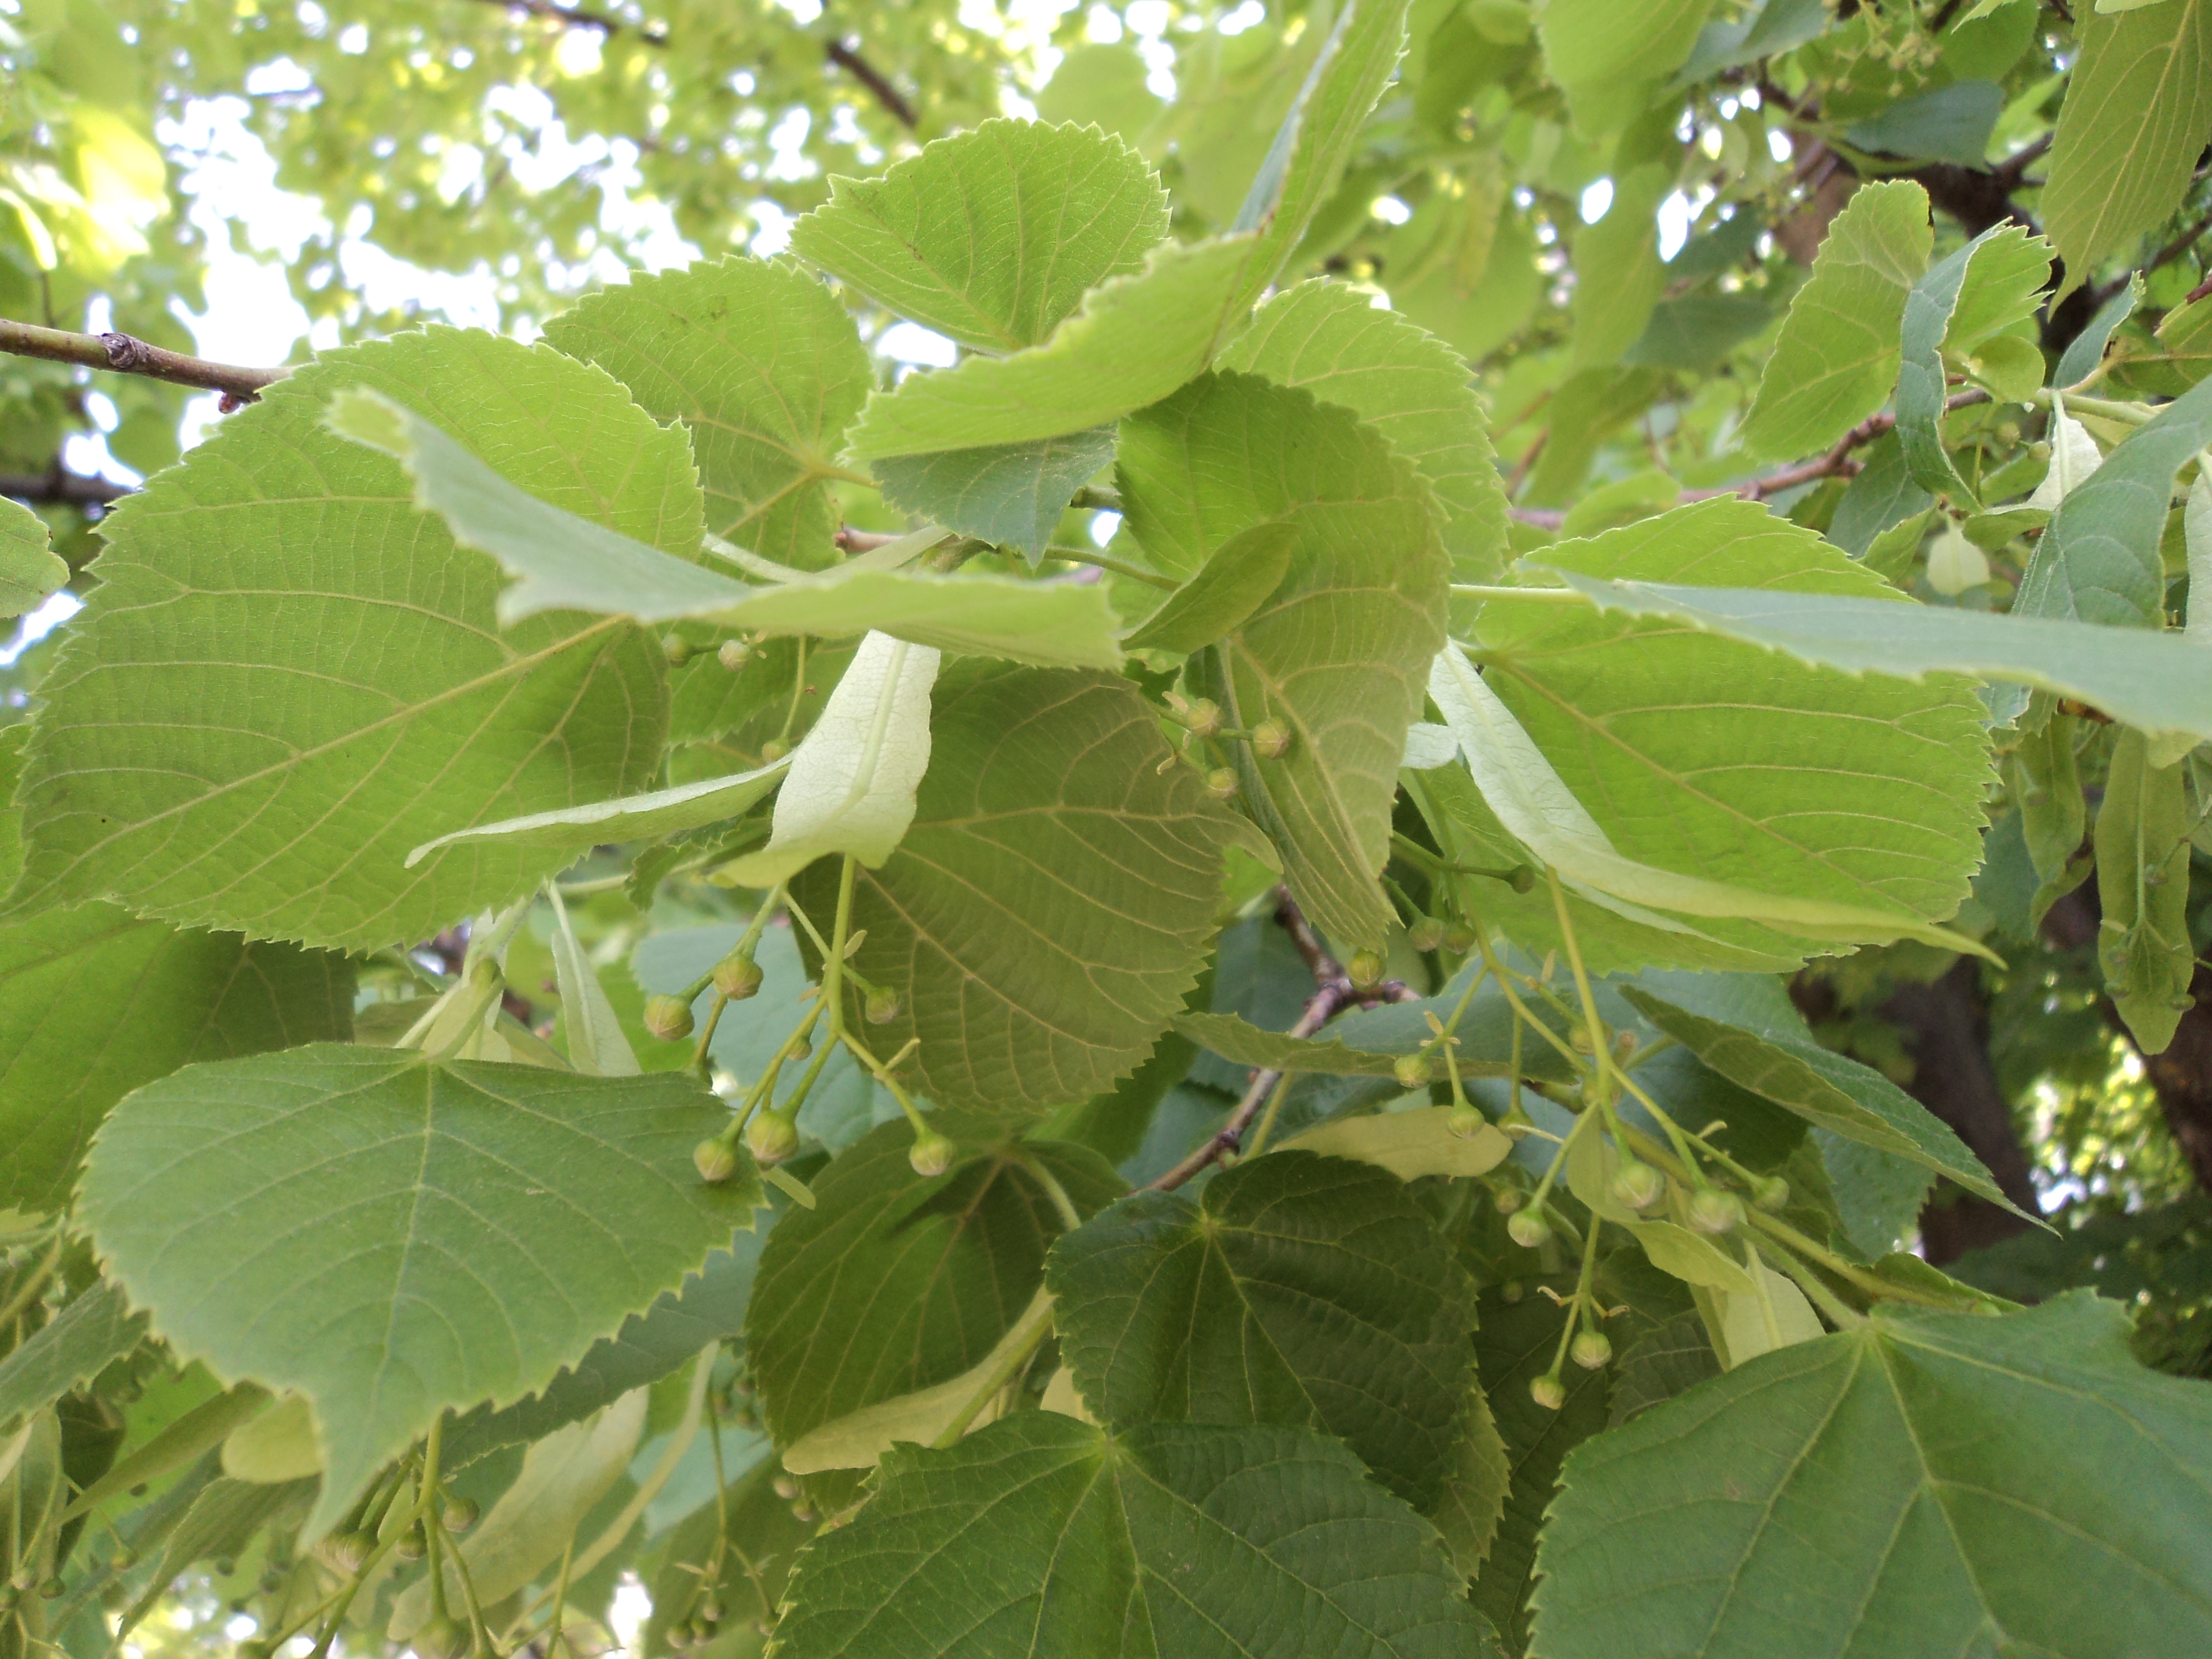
left=1881, top=958, right=2043, bottom=1264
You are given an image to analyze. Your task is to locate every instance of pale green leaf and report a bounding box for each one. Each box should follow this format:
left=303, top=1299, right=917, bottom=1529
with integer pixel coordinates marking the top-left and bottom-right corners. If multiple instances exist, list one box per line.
left=328, top=385, right=1124, bottom=666
left=771, top=1411, right=1491, bottom=1659
left=1122, top=372, right=1447, bottom=952
left=2095, top=728, right=2197, bottom=1052
left=0, top=1284, right=146, bottom=1426
left=1626, top=1218, right=1759, bottom=1296
left=1942, top=223, right=2054, bottom=353
left=1047, top=1150, right=1479, bottom=1506
left=780, top=1288, right=1046, bottom=1473
left=1898, top=226, right=2013, bottom=500
left=1225, top=0, right=1414, bottom=312
left=9, top=329, right=681, bottom=951
left=1844, top=80, right=2004, bottom=167
left=541, top=256, right=872, bottom=568
left=0, top=496, right=66, bottom=621
left=795, top=662, right=1253, bottom=1113
left=841, top=235, right=1260, bottom=461
left=1219, top=276, right=1510, bottom=582
left=2043, top=0, right=2212, bottom=298
left=716, top=630, right=937, bottom=888
left=1467, top=499, right=1995, bottom=962
left=1533, top=1295, right=2212, bottom=1659
left=1539, top=0, right=1716, bottom=103
left=874, top=426, right=1114, bottom=565
left=2017, top=369, right=2212, bottom=627
left=1618, top=984, right=2023, bottom=1211
left=1740, top=181, right=1932, bottom=461
left=2027, top=404, right=2105, bottom=509
left=220, top=1394, right=321, bottom=1483
left=789, top=119, right=1168, bottom=354
left=1430, top=643, right=1989, bottom=959
left=405, top=761, right=786, bottom=869
left=1717, top=1258, right=1825, bottom=1368
left=1119, top=521, right=1297, bottom=654
left=1540, top=567, right=2212, bottom=750
left=77, top=1045, right=761, bottom=1538
left=744, top=1119, right=1120, bottom=1448
left=392, top=1387, right=648, bottom=1638
left=547, top=886, right=638, bottom=1078
left=0, top=905, right=354, bottom=1214
left=1568, top=164, right=1671, bottom=372
left=1280, top=1106, right=1515, bottom=1182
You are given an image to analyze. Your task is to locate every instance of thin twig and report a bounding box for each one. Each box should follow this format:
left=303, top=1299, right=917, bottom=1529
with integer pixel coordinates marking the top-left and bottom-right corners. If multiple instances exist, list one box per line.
left=0, top=316, right=288, bottom=405
left=460, top=0, right=669, bottom=43
left=825, top=36, right=918, bottom=129
left=2, top=463, right=131, bottom=509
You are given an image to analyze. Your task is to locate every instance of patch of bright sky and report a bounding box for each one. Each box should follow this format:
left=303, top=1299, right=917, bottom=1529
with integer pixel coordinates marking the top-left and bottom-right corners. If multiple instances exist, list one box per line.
left=1578, top=178, right=1613, bottom=225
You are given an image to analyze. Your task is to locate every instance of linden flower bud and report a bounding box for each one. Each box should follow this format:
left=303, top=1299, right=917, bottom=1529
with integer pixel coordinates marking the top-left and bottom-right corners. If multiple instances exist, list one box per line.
left=1529, top=1374, right=1567, bottom=1411
left=38, top=1578, right=65, bottom=1600
left=394, top=1526, right=428, bottom=1563
left=416, top=1615, right=468, bottom=1659
left=694, top=1138, right=742, bottom=1183
left=865, top=985, right=901, bottom=1025
left=1347, top=948, right=1385, bottom=988
left=718, top=638, right=751, bottom=671
left=321, top=1531, right=372, bottom=1574
left=1490, top=1183, right=1526, bottom=1215
left=1204, top=766, right=1239, bottom=800
left=1498, top=1104, right=1536, bottom=1139
left=1608, top=1158, right=1666, bottom=1212
left=712, top=953, right=764, bottom=1000
left=1506, top=1209, right=1552, bottom=1249
left=441, top=1496, right=480, bottom=1534
left=1443, top=922, right=1479, bottom=953
left=1406, top=916, right=1447, bottom=953
left=1171, top=696, right=1222, bottom=739
left=747, top=1110, right=802, bottom=1166
left=662, top=634, right=693, bottom=666
left=1752, top=1175, right=1791, bottom=1212
left=1393, top=1052, right=1431, bottom=1089
left=1571, top=1331, right=1613, bottom=1370
left=1687, top=1187, right=1745, bottom=1235
left=909, top=1127, right=957, bottom=1178
left=1446, top=1100, right=1488, bottom=1140
left=1250, top=718, right=1292, bottom=760
left=760, top=737, right=789, bottom=763
left=643, top=993, right=696, bottom=1042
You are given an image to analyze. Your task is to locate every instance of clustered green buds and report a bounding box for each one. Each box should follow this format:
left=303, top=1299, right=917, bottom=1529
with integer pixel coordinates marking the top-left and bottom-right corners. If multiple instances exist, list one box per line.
left=718, top=638, right=750, bottom=671
left=1506, top=1209, right=1552, bottom=1249
left=1166, top=693, right=1222, bottom=739
left=1446, top=1099, right=1488, bottom=1140
left=1752, top=1174, right=1791, bottom=1212
left=1443, top=921, right=1479, bottom=953
left=394, top=1525, right=428, bottom=1563
left=1346, top=948, right=1384, bottom=988
left=748, top=1109, right=801, bottom=1166
left=1406, top=915, right=1446, bottom=953
left=416, top=1614, right=468, bottom=1659
left=1608, top=1158, right=1666, bottom=1212
left=1491, top=1183, right=1526, bottom=1215
left=712, top=952, right=764, bottom=1000
left=760, top=737, right=789, bottom=762
left=1204, top=766, right=1238, bottom=800
left=1250, top=718, right=1292, bottom=759
left=865, top=985, right=901, bottom=1024
left=1393, top=1052, right=1431, bottom=1089
left=643, top=993, right=695, bottom=1042
left=1570, top=1330, right=1613, bottom=1370
left=441, top=1496, right=479, bottom=1533
left=908, top=1126, right=956, bottom=1177
left=1687, top=1187, right=1745, bottom=1235
left=1529, top=1374, right=1567, bottom=1411
left=662, top=633, right=692, bottom=665
left=324, top=1530, right=374, bottom=1574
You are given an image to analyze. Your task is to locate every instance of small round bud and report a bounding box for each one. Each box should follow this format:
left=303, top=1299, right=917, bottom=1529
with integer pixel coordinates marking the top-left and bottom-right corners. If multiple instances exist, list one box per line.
left=790, top=1502, right=817, bottom=1523
left=773, top=1474, right=801, bottom=1501
left=1443, top=922, right=1479, bottom=953
left=38, top=1577, right=65, bottom=1600
left=1347, top=948, right=1385, bottom=988
left=1506, top=1209, right=1552, bottom=1249
left=663, top=634, right=693, bottom=666
left=1752, top=1175, right=1791, bottom=1212
left=1569, top=1023, right=1597, bottom=1055
left=1446, top=1100, right=1488, bottom=1139
left=717, top=638, right=751, bottom=671
left=1491, top=1183, right=1525, bottom=1215
left=687, top=1618, right=716, bottom=1643
left=1406, top=916, right=1447, bottom=954
left=747, top=1110, right=801, bottom=1166
left=1570, top=1330, right=1613, bottom=1370
left=760, top=737, right=789, bottom=763
left=643, top=993, right=696, bottom=1042
left=698, top=1601, right=724, bottom=1626
left=865, top=985, right=901, bottom=1025
left=694, top=1135, right=742, bottom=1183
left=236, top=1642, right=270, bottom=1659
left=1608, top=1158, right=1666, bottom=1212
left=440, top=1495, right=479, bottom=1534
left=1393, top=1052, right=1431, bottom=1089
left=1250, top=718, right=1292, bottom=760
left=713, top=953, right=764, bottom=1000
left=1687, top=1187, right=1745, bottom=1235
left=110, top=1545, right=138, bottom=1571
left=1500, top=1279, right=1525, bottom=1303
left=325, top=1530, right=374, bottom=1574
left=213, top=1558, right=236, bottom=1579
left=1498, top=1104, right=1536, bottom=1139
left=909, top=1127, right=957, bottom=1178
left=1204, top=766, right=1239, bottom=801
left=1507, top=864, right=1536, bottom=894
left=260, top=1567, right=287, bottom=1593
left=1171, top=696, right=1222, bottom=739
left=416, top=1614, right=468, bottom=1659
left=394, top=1526, right=428, bottom=1563
left=1529, top=1373, right=1567, bottom=1411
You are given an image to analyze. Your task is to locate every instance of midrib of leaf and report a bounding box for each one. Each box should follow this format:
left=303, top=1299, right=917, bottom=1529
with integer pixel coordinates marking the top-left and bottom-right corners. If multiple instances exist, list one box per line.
left=1490, top=658, right=1957, bottom=916
left=23, top=613, right=634, bottom=905
left=2059, top=0, right=2212, bottom=267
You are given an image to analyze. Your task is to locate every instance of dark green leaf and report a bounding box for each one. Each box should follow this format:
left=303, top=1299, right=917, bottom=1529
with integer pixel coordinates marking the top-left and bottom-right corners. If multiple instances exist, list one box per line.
left=874, top=426, right=1115, bottom=565
left=0, top=1285, right=147, bottom=1426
